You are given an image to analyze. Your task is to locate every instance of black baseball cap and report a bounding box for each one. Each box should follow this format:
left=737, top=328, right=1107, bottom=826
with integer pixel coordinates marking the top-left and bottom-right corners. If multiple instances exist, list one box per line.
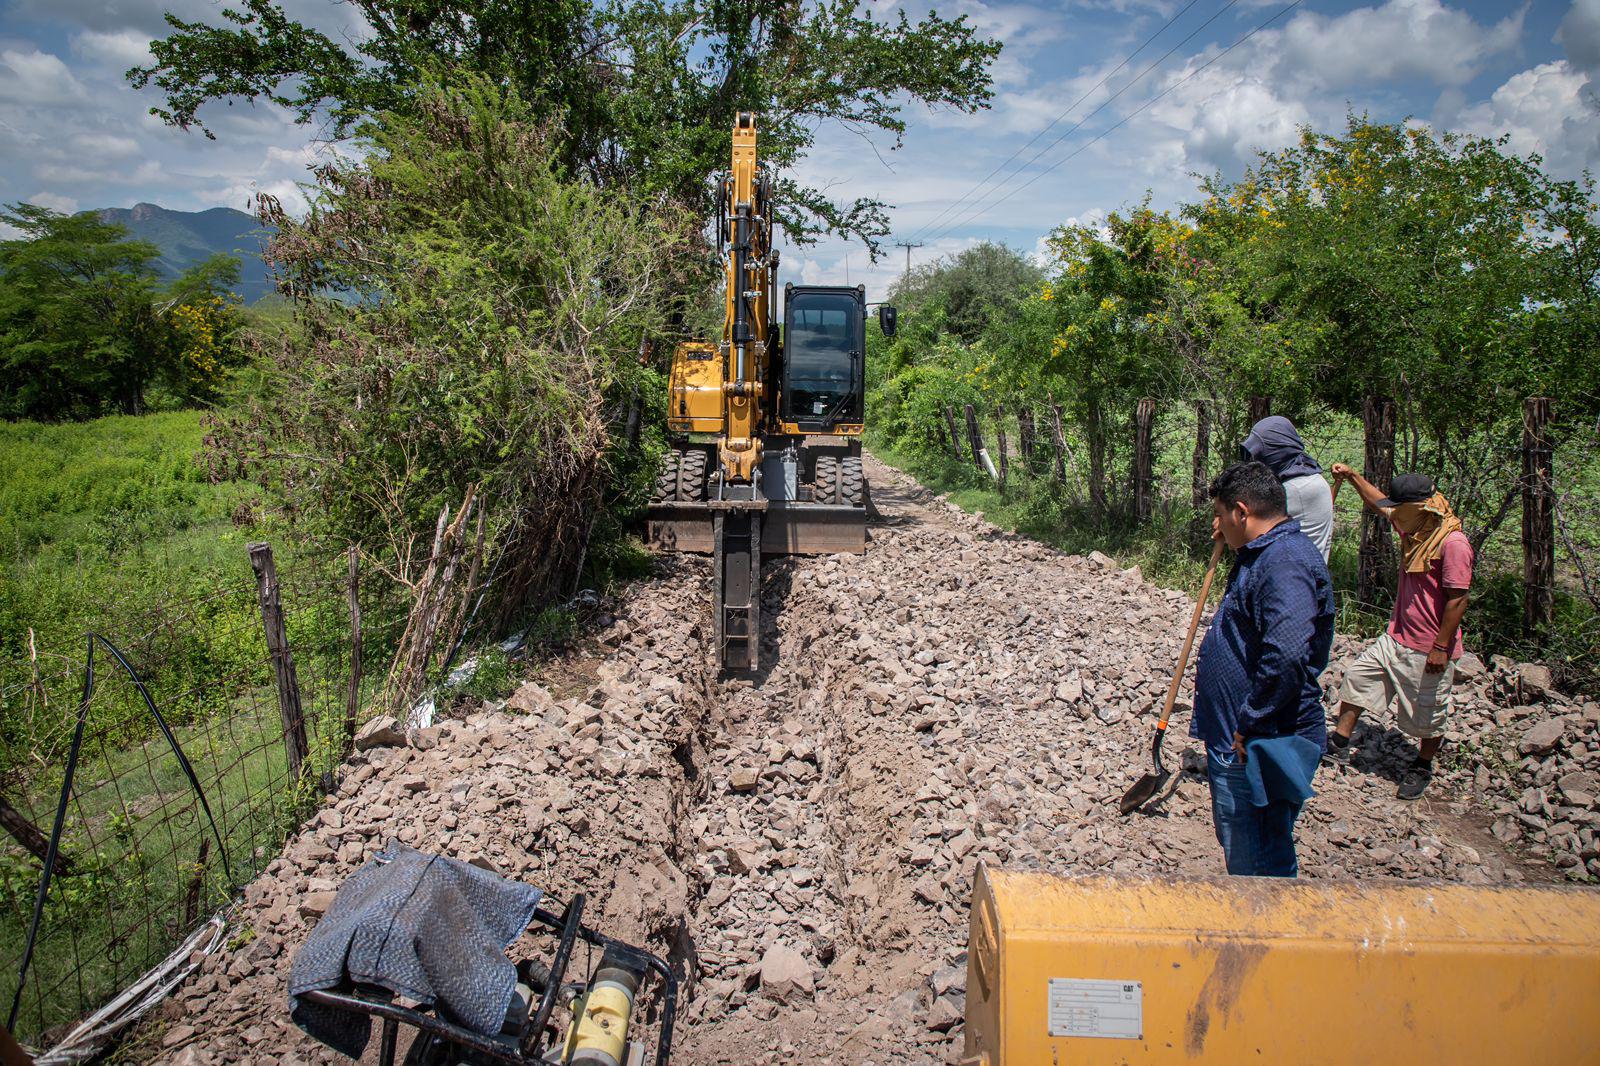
left=1376, top=472, right=1434, bottom=507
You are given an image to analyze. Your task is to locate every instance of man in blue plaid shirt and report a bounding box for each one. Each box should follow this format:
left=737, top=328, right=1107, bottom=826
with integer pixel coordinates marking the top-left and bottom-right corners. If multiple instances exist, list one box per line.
left=1192, top=462, right=1336, bottom=876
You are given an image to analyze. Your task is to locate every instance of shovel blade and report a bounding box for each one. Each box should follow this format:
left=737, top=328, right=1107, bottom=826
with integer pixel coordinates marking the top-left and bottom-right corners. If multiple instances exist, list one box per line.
left=1118, top=769, right=1171, bottom=814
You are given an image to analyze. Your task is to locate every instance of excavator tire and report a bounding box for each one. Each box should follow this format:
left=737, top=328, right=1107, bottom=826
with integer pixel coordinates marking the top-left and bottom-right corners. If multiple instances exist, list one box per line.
left=652, top=450, right=681, bottom=502
left=678, top=449, right=708, bottom=502
left=814, top=455, right=840, bottom=504
left=839, top=456, right=864, bottom=506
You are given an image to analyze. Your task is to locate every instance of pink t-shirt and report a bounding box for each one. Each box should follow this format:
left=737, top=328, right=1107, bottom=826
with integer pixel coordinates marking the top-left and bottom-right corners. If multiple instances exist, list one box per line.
left=1389, top=528, right=1474, bottom=657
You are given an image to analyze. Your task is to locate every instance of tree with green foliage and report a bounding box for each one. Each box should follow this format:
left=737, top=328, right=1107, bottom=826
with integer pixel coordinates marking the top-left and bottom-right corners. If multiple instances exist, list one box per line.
left=887, top=241, right=1043, bottom=344
left=214, top=76, right=694, bottom=620
left=131, top=0, right=1000, bottom=254
left=1197, top=116, right=1600, bottom=534
left=0, top=206, right=247, bottom=420
left=0, top=206, right=167, bottom=419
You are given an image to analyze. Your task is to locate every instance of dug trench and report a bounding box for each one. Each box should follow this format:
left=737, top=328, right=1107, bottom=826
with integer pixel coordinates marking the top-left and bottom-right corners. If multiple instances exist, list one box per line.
left=144, top=455, right=1596, bottom=1065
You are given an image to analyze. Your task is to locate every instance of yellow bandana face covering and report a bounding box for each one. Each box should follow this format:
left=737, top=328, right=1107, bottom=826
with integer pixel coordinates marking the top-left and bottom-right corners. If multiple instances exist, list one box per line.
left=1391, top=493, right=1462, bottom=573
left=1390, top=502, right=1428, bottom=536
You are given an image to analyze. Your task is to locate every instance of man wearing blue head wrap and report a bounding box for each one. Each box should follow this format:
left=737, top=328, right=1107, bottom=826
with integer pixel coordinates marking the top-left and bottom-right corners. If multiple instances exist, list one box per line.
left=1240, top=416, right=1334, bottom=561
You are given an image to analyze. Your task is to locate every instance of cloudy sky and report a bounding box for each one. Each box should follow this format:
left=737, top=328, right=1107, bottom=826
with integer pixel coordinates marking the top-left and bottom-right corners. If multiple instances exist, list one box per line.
left=1, top=0, right=1595, bottom=298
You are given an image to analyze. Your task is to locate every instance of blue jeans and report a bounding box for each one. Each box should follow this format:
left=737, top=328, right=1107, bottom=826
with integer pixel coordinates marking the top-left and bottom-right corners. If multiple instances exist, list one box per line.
left=1207, top=750, right=1302, bottom=877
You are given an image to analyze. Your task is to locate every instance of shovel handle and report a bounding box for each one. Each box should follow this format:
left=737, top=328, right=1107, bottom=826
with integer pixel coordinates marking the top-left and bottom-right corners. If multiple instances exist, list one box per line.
left=1155, top=540, right=1224, bottom=731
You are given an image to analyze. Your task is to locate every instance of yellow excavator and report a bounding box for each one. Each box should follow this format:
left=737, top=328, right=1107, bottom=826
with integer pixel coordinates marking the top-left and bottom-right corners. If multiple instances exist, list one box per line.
left=647, top=112, right=896, bottom=670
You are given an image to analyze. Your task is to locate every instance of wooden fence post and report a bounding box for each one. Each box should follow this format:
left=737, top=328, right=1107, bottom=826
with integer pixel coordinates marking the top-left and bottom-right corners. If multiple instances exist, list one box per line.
left=182, top=837, right=211, bottom=928
left=1523, top=396, right=1555, bottom=635
left=1087, top=406, right=1107, bottom=513
left=943, top=405, right=965, bottom=461
left=964, top=404, right=998, bottom=480
left=1192, top=399, right=1211, bottom=511
left=1018, top=407, right=1037, bottom=467
left=995, top=403, right=1010, bottom=493
left=1247, top=395, right=1271, bottom=425
left=345, top=545, right=362, bottom=743
left=1050, top=403, right=1068, bottom=485
left=1191, top=399, right=1212, bottom=542
left=249, top=542, right=309, bottom=781
left=1133, top=398, right=1156, bottom=521
left=1357, top=397, right=1397, bottom=610
left=1, top=793, right=71, bottom=876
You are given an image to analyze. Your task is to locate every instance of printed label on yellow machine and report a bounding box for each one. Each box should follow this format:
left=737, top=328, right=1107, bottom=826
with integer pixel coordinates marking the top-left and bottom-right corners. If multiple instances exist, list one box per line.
left=1046, top=978, right=1142, bottom=1040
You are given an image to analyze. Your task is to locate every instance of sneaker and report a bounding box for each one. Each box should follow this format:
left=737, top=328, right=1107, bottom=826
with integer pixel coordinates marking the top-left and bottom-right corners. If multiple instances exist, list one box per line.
left=1323, top=734, right=1352, bottom=767
left=1397, top=760, right=1433, bottom=801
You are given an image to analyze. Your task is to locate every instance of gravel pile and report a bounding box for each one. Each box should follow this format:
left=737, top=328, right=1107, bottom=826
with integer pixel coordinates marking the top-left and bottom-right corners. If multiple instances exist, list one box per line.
left=147, top=455, right=1595, bottom=1066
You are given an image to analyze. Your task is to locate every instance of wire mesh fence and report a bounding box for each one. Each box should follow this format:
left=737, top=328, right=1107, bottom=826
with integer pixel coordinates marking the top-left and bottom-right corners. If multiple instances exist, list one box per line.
left=0, top=540, right=421, bottom=1050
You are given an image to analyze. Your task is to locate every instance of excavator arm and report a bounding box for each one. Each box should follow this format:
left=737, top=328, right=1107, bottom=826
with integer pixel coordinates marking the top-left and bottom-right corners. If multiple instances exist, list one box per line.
left=647, top=112, right=893, bottom=672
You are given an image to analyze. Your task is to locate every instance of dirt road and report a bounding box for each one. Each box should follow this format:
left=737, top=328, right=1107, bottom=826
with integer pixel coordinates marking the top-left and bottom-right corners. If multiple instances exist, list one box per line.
left=150, top=454, right=1590, bottom=1065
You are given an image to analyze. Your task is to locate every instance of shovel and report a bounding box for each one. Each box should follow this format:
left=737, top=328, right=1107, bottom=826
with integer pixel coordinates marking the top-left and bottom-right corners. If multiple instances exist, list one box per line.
left=1119, top=539, right=1225, bottom=815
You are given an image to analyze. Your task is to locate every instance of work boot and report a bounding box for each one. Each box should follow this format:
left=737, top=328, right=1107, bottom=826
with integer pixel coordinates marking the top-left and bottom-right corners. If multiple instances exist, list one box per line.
left=1322, top=732, right=1352, bottom=768
left=1397, top=759, right=1433, bottom=801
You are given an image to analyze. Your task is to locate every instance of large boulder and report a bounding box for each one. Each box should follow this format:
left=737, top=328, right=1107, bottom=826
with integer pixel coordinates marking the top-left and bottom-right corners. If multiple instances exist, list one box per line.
left=1517, top=662, right=1555, bottom=700
left=758, top=942, right=815, bottom=1004
left=353, top=715, right=407, bottom=750
left=1518, top=718, right=1565, bottom=757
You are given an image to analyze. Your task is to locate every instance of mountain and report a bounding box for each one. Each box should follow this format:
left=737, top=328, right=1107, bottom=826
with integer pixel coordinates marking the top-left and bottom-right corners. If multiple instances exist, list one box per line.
left=95, top=203, right=276, bottom=303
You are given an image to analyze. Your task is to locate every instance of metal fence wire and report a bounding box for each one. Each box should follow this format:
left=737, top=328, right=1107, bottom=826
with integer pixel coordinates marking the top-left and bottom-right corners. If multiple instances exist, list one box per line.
left=0, top=542, right=422, bottom=1051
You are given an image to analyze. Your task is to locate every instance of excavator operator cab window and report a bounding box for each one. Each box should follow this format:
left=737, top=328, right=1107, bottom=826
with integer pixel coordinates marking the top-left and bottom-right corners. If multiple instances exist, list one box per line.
left=781, top=287, right=864, bottom=429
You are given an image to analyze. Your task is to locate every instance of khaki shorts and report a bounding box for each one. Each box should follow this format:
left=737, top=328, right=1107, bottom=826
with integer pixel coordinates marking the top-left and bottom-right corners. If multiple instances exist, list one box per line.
left=1338, top=632, right=1454, bottom=739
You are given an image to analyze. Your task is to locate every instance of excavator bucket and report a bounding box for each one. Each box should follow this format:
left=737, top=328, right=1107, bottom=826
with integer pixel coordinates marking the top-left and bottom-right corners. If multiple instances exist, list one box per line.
left=963, top=865, right=1600, bottom=1065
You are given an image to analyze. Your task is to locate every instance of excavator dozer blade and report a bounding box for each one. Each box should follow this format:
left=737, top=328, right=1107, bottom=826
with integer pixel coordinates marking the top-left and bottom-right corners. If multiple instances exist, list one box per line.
left=647, top=500, right=866, bottom=556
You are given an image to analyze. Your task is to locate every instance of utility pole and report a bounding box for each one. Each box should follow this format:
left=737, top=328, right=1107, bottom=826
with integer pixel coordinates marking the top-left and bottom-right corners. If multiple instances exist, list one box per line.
left=893, top=240, right=923, bottom=292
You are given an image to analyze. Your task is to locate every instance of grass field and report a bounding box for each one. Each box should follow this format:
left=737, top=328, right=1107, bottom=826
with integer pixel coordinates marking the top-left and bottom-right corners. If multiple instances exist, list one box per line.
left=0, top=411, right=258, bottom=660
left=0, top=412, right=349, bottom=1044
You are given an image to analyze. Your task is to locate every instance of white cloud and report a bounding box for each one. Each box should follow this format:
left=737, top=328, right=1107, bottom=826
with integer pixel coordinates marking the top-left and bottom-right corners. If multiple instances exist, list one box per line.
left=67, top=131, right=141, bottom=159
left=1144, top=65, right=1312, bottom=175
left=29, top=190, right=77, bottom=213
left=71, top=29, right=152, bottom=71
left=1266, top=0, right=1523, bottom=90
left=213, top=176, right=311, bottom=216
left=9, top=0, right=364, bottom=37
left=1457, top=60, right=1600, bottom=179
left=0, top=47, right=87, bottom=106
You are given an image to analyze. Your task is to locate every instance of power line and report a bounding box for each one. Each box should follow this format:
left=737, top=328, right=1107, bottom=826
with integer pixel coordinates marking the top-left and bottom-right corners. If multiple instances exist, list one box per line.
left=925, top=0, right=1306, bottom=241
left=907, top=0, right=1209, bottom=244
left=922, top=0, right=1252, bottom=245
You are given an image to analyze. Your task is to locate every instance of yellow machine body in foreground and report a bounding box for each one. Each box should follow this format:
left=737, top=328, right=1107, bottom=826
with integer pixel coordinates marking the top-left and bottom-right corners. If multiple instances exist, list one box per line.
left=964, top=865, right=1600, bottom=1064
left=648, top=113, right=895, bottom=670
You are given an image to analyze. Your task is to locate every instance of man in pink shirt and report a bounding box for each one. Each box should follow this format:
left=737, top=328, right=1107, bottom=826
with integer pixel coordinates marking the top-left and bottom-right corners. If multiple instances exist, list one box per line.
left=1325, top=467, right=1473, bottom=800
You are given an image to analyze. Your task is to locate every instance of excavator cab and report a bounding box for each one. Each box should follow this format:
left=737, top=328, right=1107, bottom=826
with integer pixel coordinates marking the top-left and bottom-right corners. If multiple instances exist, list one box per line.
left=776, top=285, right=896, bottom=433
left=780, top=285, right=866, bottom=431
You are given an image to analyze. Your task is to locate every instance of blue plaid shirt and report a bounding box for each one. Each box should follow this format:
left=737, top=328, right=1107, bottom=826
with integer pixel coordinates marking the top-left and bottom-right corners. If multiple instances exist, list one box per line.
left=1191, top=519, right=1335, bottom=758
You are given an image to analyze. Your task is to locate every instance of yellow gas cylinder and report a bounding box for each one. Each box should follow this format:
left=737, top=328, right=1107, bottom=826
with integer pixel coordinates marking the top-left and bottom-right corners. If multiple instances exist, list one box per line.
left=562, top=970, right=636, bottom=1066
left=964, top=864, right=1600, bottom=1065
